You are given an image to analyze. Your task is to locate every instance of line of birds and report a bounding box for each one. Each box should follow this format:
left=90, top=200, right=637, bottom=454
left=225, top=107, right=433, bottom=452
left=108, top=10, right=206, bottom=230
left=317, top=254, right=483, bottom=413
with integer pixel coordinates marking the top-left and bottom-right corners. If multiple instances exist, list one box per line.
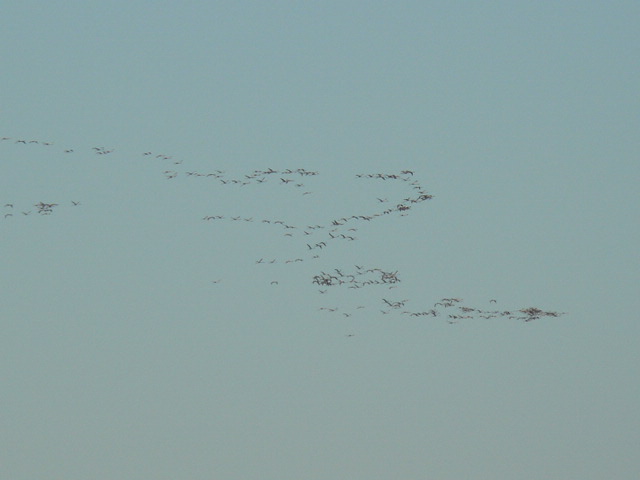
left=3, top=201, right=80, bottom=218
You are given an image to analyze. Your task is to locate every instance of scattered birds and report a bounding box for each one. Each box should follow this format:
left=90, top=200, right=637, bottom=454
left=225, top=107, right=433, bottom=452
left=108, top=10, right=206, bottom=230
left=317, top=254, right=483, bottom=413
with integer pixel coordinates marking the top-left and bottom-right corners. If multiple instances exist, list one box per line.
left=1, top=134, right=566, bottom=325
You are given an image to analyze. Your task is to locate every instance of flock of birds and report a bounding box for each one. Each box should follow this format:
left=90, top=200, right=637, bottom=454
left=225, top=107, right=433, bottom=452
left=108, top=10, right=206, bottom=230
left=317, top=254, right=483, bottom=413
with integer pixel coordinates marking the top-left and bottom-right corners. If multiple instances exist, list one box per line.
left=1, top=136, right=565, bottom=327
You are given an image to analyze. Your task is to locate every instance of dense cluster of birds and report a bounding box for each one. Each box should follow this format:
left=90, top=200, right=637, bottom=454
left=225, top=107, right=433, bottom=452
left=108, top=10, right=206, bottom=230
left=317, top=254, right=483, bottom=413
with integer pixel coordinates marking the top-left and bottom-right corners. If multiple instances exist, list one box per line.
left=1, top=135, right=565, bottom=327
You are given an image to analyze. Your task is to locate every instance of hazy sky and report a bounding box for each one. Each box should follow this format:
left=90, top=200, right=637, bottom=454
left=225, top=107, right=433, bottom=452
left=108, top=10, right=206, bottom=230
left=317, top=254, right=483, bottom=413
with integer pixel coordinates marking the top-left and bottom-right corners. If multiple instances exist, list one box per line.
left=1, top=2, right=639, bottom=479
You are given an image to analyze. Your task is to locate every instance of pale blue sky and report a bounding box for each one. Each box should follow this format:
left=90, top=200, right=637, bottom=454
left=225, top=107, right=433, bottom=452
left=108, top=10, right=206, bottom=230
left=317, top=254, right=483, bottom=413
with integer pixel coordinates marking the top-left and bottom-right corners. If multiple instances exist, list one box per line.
left=1, top=1, right=639, bottom=479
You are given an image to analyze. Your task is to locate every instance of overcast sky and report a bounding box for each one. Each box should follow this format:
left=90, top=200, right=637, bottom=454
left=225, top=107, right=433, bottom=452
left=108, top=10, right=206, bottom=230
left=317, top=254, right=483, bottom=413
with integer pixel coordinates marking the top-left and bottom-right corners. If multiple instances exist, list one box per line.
left=1, top=2, right=639, bottom=479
